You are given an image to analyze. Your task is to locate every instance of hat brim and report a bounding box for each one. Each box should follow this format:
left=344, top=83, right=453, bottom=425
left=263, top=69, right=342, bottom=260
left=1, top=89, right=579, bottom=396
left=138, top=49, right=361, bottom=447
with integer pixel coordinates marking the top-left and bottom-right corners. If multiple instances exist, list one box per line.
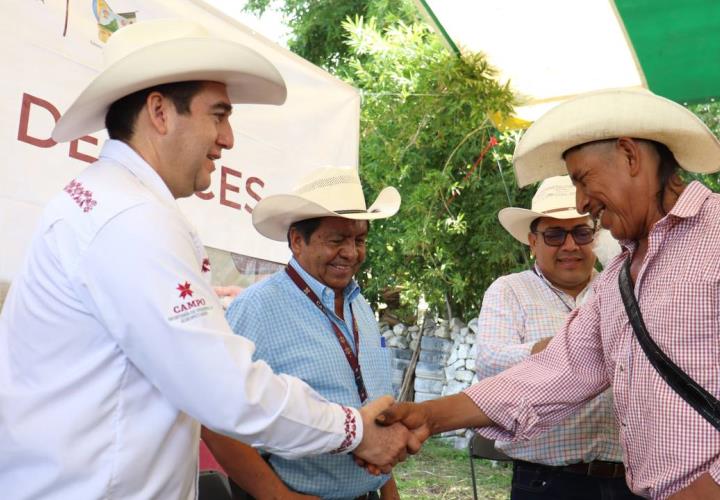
left=498, top=206, right=588, bottom=245
left=252, top=186, right=401, bottom=241
left=52, top=37, right=287, bottom=142
left=512, top=89, right=720, bottom=187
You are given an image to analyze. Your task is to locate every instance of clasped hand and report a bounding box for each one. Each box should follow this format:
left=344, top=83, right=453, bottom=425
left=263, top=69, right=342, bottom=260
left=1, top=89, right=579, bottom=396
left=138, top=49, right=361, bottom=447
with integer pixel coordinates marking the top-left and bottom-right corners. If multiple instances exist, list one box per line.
left=352, top=397, right=432, bottom=474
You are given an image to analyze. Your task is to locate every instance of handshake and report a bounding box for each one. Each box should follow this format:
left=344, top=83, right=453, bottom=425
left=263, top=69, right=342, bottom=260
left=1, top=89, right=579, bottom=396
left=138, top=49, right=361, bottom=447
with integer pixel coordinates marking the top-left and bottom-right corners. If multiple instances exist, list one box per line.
left=351, top=392, right=489, bottom=473
left=351, top=395, right=435, bottom=474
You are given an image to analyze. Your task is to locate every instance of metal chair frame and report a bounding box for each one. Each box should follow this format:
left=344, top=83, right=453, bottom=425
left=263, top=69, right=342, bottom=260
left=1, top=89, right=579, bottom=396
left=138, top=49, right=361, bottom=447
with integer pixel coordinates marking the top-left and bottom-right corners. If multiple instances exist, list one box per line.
left=468, top=433, right=512, bottom=500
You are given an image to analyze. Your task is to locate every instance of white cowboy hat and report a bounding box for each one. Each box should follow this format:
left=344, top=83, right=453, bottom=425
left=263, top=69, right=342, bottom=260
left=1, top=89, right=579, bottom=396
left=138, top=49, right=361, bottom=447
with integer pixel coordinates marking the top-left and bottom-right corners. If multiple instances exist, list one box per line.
left=52, top=18, right=287, bottom=143
left=512, top=88, right=720, bottom=187
left=498, top=175, right=588, bottom=244
left=252, top=166, right=401, bottom=241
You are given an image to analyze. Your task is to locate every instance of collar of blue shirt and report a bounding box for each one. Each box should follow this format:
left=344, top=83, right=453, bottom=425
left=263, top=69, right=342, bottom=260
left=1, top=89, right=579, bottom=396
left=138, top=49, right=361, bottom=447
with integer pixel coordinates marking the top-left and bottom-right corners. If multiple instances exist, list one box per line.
left=288, top=257, right=361, bottom=307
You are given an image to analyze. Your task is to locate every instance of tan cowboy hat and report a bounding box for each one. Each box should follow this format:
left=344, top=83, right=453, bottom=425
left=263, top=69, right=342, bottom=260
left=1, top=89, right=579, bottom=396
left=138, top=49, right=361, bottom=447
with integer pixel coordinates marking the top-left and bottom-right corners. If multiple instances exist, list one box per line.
left=52, top=18, right=287, bottom=143
left=498, top=175, right=588, bottom=244
left=512, top=88, right=720, bottom=187
left=252, top=166, right=401, bottom=241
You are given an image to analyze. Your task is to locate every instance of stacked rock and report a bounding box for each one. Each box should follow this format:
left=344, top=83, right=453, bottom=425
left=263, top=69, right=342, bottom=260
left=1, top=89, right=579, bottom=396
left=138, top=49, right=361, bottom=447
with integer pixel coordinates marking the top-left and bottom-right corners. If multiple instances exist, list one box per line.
left=441, top=316, right=479, bottom=398
left=435, top=317, right=480, bottom=449
left=382, top=322, right=413, bottom=397
left=379, top=315, right=482, bottom=449
left=413, top=321, right=453, bottom=403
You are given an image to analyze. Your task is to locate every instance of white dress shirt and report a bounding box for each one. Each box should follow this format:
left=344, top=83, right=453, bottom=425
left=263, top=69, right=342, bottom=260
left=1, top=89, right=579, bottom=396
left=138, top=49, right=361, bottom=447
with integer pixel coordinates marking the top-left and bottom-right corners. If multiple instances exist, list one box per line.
left=0, top=140, right=362, bottom=499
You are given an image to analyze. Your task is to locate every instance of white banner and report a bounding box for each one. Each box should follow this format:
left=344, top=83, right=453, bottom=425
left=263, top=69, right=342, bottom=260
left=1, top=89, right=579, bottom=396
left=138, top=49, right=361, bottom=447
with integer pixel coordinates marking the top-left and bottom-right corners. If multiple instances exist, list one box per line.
left=0, top=0, right=360, bottom=281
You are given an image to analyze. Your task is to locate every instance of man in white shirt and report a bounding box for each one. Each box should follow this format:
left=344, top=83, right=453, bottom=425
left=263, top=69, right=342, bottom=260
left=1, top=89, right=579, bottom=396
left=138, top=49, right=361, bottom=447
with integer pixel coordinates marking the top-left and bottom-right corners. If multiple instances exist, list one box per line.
left=0, top=19, right=415, bottom=500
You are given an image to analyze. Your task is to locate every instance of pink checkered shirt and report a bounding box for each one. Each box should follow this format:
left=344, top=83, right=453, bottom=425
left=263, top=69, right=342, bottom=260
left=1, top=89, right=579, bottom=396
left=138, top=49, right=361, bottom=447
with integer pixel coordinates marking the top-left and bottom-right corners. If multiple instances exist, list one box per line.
left=466, top=181, right=720, bottom=499
left=475, top=267, right=622, bottom=465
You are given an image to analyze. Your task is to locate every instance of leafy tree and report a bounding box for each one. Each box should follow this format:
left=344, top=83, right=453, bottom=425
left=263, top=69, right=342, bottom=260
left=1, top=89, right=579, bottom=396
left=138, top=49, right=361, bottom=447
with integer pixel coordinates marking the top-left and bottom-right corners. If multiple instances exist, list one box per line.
left=243, top=1, right=530, bottom=319
left=340, top=18, right=527, bottom=320
left=243, top=0, right=417, bottom=70
left=687, top=101, right=720, bottom=191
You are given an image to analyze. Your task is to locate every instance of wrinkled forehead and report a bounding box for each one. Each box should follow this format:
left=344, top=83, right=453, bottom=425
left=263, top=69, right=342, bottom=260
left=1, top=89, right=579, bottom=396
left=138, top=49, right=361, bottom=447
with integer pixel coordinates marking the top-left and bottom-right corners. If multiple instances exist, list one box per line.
left=317, top=217, right=369, bottom=236
left=562, top=138, right=618, bottom=161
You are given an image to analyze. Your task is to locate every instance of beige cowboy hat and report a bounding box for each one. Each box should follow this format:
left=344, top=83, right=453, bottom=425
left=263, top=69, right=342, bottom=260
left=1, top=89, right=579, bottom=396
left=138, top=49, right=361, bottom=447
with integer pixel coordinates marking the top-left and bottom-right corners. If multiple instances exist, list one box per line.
left=52, top=18, right=287, bottom=143
left=512, top=88, right=720, bottom=187
left=498, top=175, right=587, bottom=244
left=252, top=166, right=401, bottom=241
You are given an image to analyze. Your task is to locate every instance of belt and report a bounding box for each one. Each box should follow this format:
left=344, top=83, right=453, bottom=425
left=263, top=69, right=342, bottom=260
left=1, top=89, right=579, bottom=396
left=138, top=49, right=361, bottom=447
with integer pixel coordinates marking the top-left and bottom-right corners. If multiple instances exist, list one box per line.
left=515, top=460, right=625, bottom=479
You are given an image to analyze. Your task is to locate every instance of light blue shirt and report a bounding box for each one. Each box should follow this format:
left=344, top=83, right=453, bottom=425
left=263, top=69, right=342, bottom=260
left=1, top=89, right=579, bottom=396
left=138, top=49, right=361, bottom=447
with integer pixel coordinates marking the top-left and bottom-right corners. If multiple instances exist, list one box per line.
left=226, top=258, right=392, bottom=499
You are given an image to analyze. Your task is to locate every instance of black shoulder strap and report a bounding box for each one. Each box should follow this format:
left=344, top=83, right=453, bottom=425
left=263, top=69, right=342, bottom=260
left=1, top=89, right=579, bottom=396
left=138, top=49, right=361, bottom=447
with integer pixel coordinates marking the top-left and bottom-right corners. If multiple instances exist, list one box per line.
left=618, top=256, right=720, bottom=431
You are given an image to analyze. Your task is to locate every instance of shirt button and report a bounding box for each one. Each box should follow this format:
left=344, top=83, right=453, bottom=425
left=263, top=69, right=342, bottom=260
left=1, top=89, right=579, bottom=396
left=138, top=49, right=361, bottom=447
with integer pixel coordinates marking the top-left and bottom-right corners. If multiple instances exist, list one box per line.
left=618, top=365, right=624, bottom=372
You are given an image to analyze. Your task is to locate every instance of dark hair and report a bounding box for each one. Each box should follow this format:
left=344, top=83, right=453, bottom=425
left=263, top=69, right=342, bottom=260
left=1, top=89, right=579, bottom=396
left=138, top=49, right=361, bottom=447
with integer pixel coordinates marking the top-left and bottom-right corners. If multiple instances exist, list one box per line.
left=529, top=217, right=541, bottom=234
left=287, top=218, right=324, bottom=248
left=647, top=140, right=680, bottom=216
left=105, top=81, right=204, bottom=142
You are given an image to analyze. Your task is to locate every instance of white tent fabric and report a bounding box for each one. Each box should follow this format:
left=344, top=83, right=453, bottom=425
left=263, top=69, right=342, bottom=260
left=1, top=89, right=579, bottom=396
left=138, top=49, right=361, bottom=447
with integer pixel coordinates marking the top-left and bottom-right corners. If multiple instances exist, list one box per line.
left=417, top=0, right=645, bottom=121
left=0, top=0, right=359, bottom=282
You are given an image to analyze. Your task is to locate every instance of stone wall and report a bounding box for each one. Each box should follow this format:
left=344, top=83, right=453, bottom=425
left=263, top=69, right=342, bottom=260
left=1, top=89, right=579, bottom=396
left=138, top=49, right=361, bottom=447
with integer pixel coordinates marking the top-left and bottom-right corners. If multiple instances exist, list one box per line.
left=381, top=316, right=480, bottom=449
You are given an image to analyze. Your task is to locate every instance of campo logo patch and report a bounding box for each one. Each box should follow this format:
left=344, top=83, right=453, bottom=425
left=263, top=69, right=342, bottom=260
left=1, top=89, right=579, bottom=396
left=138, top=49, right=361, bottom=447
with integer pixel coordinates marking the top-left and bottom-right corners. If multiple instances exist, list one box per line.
left=168, top=281, right=212, bottom=323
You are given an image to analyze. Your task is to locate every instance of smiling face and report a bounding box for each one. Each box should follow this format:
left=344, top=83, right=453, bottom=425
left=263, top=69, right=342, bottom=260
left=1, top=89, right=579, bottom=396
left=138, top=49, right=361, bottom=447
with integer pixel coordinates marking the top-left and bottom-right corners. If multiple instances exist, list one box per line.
left=290, top=217, right=369, bottom=295
left=564, top=138, right=661, bottom=241
left=162, top=81, right=234, bottom=198
left=528, top=216, right=596, bottom=297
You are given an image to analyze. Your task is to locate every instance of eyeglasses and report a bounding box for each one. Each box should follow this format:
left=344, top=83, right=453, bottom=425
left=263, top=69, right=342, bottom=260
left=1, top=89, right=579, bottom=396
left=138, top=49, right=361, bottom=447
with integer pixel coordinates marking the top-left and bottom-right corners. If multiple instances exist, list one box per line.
left=533, top=225, right=596, bottom=247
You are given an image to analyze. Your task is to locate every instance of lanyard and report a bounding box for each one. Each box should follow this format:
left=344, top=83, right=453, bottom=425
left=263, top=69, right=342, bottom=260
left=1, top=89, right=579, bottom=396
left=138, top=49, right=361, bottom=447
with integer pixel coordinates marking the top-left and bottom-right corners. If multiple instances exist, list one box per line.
left=285, top=265, right=368, bottom=403
left=531, top=265, right=573, bottom=313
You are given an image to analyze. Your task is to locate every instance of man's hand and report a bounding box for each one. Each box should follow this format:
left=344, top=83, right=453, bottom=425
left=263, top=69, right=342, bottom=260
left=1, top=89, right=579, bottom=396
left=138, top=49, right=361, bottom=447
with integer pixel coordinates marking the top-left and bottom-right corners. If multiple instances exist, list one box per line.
left=530, top=336, right=552, bottom=354
left=668, top=472, right=720, bottom=499
left=377, top=393, right=495, bottom=438
left=375, top=401, right=434, bottom=443
left=201, top=427, right=319, bottom=500
left=213, top=285, right=244, bottom=309
left=355, top=400, right=436, bottom=476
left=353, top=396, right=421, bottom=473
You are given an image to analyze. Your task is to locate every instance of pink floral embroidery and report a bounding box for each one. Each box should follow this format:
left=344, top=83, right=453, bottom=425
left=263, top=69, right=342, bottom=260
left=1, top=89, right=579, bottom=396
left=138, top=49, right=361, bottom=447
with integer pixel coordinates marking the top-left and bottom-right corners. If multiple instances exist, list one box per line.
left=64, top=179, right=97, bottom=213
left=201, top=258, right=211, bottom=273
left=330, top=406, right=357, bottom=454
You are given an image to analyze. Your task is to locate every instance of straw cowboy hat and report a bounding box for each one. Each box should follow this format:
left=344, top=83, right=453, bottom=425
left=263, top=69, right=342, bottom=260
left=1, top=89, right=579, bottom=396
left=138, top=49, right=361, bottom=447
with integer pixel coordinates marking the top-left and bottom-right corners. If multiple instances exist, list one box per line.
left=512, top=88, right=720, bottom=187
left=52, top=18, right=287, bottom=142
left=252, top=166, right=401, bottom=241
left=498, top=175, right=586, bottom=245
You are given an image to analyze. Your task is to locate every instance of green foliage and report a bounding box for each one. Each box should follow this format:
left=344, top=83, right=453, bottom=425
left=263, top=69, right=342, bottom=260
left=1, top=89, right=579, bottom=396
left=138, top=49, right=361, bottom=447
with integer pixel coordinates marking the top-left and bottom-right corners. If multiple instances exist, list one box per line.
left=246, top=1, right=548, bottom=319
left=243, top=0, right=417, bottom=70
left=254, top=1, right=720, bottom=321
left=687, top=101, right=720, bottom=191
left=340, top=18, right=528, bottom=319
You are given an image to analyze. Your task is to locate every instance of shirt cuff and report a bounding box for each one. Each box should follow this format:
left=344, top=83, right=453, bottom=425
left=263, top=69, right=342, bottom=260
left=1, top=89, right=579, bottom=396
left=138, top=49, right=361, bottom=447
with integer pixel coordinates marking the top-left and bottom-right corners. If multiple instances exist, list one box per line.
left=330, top=406, right=363, bottom=454
left=463, top=377, right=542, bottom=442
